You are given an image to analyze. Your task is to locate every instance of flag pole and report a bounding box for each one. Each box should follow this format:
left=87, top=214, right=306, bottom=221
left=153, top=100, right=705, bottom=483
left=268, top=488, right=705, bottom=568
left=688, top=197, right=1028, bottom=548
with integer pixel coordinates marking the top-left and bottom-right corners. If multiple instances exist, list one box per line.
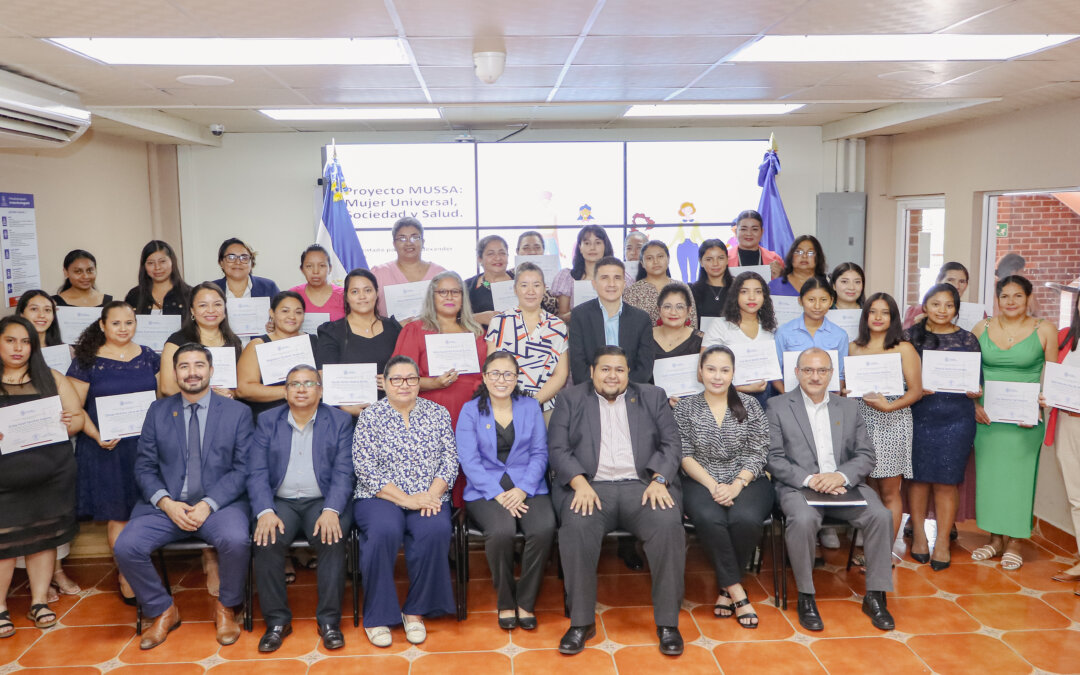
left=331, top=137, right=337, bottom=160
left=768, top=132, right=777, bottom=153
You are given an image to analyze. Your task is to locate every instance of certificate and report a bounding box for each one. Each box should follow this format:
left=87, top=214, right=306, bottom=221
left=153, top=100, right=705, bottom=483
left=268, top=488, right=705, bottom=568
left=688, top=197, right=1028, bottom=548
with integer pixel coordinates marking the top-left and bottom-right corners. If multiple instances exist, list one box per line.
left=922, top=350, right=980, bottom=393
left=0, top=395, right=68, bottom=454
left=322, top=363, right=378, bottom=406
left=730, top=341, right=782, bottom=386
left=652, top=355, right=704, bottom=398
left=772, top=296, right=803, bottom=327
left=1042, top=362, right=1080, bottom=413
left=383, top=280, right=430, bottom=320
left=96, top=390, right=156, bottom=441
left=783, top=350, right=841, bottom=392
left=425, top=333, right=481, bottom=374
left=135, top=315, right=181, bottom=352
left=955, top=302, right=986, bottom=331
left=40, top=344, right=72, bottom=374
left=572, top=280, right=598, bottom=308
left=255, top=335, right=316, bottom=384
left=699, top=316, right=719, bottom=336
left=207, top=347, right=237, bottom=389
left=489, top=280, right=518, bottom=313
left=827, top=309, right=862, bottom=341
left=844, top=353, right=905, bottom=397
left=301, top=313, right=330, bottom=334
left=515, top=254, right=561, bottom=284
left=226, top=297, right=270, bottom=337
left=983, top=380, right=1040, bottom=426
left=730, top=264, right=772, bottom=282
left=55, top=306, right=99, bottom=344
left=623, top=261, right=640, bottom=280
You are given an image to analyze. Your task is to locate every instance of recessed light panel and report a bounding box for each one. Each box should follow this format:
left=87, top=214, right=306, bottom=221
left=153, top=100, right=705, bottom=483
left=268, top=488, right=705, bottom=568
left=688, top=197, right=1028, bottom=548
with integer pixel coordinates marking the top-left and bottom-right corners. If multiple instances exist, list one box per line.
left=260, top=108, right=442, bottom=121
left=624, top=103, right=805, bottom=117
left=731, top=34, right=1078, bottom=62
left=48, top=37, right=409, bottom=66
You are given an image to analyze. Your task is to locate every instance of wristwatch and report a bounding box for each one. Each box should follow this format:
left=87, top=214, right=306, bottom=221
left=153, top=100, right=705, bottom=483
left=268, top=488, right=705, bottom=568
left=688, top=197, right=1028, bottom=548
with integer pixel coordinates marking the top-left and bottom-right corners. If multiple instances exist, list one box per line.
left=652, top=474, right=667, bottom=485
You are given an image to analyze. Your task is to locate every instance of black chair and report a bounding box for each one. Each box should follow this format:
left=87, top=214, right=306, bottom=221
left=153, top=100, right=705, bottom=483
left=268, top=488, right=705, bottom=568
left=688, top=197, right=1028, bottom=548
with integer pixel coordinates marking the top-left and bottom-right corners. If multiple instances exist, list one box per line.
left=774, top=513, right=858, bottom=610
left=683, top=513, right=786, bottom=610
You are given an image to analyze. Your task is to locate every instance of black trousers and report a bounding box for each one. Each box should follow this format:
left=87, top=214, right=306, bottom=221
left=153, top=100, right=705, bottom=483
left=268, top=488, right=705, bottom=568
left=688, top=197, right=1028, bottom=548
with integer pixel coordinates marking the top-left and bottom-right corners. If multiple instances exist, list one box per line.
left=252, top=496, right=353, bottom=627
left=466, top=494, right=556, bottom=612
left=682, top=476, right=774, bottom=588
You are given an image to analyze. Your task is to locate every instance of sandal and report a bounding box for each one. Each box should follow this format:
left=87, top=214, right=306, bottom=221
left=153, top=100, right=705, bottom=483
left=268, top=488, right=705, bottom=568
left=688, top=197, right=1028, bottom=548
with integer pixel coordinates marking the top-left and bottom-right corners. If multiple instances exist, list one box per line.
left=971, top=544, right=1002, bottom=562
left=1001, top=552, right=1024, bottom=570
left=0, top=610, right=13, bottom=638
left=731, top=598, right=758, bottom=629
left=713, top=589, right=733, bottom=618
left=52, top=570, right=81, bottom=595
left=27, top=603, right=57, bottom=629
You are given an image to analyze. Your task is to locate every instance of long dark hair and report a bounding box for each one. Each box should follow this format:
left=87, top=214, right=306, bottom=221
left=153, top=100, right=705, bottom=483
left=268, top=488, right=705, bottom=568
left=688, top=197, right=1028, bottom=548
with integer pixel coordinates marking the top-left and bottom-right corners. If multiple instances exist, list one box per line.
left=133, top=240, right=190, bottom=313
left=0, top=316, right=57, bottom=397
left=782, top=235, right=827, bottom=278
left=1063, top=290, right=1080, bottom=353
left=829, top=262, right=865, bottom=307
left=909, top=283, right=961, bottom=353
left=699, top=345, right=746, bottom=423
left=16, top=290, right=63, bottom=346
left=72, top=301, right=135, bottom=369
left=180, top=282, right=242, bottom=357
left=721, top=272, right=777, bottom=332
left=58, top=249, right=98, bottom=293
left=472, top=350, right=523, bottom=415
left=344, top=268, right=381, bottom=317
left=854, top=292, right=904, bottom=349
left=691, top=239, right=733, bottom=291
left=635, top=240, right=672, bottom=282
left=570, top=225, right=613, bottom=280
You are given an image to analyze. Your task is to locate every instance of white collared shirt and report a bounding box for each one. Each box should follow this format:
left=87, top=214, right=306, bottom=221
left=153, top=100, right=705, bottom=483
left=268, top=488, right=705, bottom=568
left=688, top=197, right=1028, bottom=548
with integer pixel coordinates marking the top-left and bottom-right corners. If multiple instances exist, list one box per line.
left=799, top=388, right=848, bottom=486
left=593, top=390, right=638, bottom=481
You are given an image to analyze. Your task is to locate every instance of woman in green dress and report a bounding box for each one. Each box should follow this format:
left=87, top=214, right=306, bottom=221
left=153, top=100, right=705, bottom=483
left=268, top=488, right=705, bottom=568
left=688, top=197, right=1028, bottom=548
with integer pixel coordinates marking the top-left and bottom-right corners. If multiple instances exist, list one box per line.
left=970, top=275, right=1057, bottom=570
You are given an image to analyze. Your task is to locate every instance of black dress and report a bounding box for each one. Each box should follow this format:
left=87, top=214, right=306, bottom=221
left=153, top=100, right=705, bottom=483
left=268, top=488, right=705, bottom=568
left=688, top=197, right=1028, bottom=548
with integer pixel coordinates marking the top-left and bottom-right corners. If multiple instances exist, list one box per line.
left=124, top=285, right=189, bottom=315
left=315, top=317, right=402, bottom=400
left=52, top=294, right=113, bottom=308
left=691, top=282, right=728, bottom=326
left=0, top=383, right=78, bottom=558
left=242, top=333, right=320, bottom=420
left=653, top=330, right=704, bottom=360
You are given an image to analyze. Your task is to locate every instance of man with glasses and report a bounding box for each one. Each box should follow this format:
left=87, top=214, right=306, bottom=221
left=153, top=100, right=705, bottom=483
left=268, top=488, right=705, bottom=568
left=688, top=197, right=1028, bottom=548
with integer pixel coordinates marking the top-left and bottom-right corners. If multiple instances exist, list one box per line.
left=766, top=347, right=895, bottom=632
left=247, top=365, right=356, bottom=652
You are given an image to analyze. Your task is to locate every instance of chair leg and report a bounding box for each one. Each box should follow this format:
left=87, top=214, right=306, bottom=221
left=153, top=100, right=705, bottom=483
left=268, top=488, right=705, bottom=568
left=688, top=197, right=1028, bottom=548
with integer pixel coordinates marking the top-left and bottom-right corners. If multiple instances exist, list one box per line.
left=351, top=531, right=361, bottom=628
left=244, top=552, right=254, bottom=632
left=778, top=517, right=788, bottom=611
left=846, top=527, right=858, bottom=572
left=157, top=550, right=172, bottom=596
left=136, top=604, right=142, bottom=636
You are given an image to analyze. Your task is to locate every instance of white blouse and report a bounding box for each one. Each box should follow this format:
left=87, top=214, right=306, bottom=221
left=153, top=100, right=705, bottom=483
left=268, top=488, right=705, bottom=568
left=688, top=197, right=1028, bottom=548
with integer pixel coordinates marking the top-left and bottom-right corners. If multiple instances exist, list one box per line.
left=702, top=318, right=775, bottom=350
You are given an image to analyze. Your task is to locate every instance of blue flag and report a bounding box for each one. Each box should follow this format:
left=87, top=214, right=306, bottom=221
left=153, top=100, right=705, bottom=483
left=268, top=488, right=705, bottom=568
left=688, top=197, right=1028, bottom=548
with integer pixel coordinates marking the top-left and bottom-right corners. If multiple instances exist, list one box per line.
left=756, top=149, right=794, bottom=256
left=316, top=153, right=367, bottom=283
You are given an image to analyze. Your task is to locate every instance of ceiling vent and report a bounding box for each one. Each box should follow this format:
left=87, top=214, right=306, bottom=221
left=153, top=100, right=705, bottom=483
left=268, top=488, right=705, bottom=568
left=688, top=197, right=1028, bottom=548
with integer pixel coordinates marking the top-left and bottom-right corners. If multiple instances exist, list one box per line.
left=0, top=70, right=90, bottom=148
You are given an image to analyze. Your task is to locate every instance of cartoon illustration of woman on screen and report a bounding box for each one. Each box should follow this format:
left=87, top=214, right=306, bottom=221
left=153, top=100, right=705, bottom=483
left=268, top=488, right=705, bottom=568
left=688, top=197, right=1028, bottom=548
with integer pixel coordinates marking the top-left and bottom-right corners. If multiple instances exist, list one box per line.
left=678, top=201, right=696, bottom=223
left=577, top=204, right=595, bottom=222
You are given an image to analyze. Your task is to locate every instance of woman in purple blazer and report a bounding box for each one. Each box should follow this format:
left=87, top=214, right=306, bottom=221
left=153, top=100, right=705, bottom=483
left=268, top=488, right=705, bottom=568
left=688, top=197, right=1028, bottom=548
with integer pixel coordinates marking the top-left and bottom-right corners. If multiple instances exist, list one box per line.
left=456, top=351, right=555, bottom=631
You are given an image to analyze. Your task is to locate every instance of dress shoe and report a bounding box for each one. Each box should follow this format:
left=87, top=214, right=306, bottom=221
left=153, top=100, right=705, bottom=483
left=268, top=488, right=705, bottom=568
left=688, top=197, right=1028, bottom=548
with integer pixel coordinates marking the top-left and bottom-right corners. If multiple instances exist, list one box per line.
left=797, top=593, right=823, bottom=631
left=139, top=603, right=180, bottom=650
left=214, top=600, right=241, bottom=646
left=558, top=624, right=596, bottom=654
left=656, top=626, right=683, bottom=655
left=910, top=550, right=930, bottom=564
left=618, top=539, right=644, bottom=571
left=819, top=528, right=841, bottom=549
left=517, top=611, right=537, bottom=631
left=498, top=613, right=518, bottom=630
left=930, top=558, right=951, bottom=572
left=318, top=623, right=345, bottom=650
left=258, top=624, right=292, bottom=653
left=862, top=591, right=895, bottom=630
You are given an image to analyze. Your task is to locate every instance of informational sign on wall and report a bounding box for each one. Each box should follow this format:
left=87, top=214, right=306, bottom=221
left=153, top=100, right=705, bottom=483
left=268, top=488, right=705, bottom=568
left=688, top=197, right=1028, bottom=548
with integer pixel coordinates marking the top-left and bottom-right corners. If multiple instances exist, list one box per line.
left=0, top=193, right=42, bottom=307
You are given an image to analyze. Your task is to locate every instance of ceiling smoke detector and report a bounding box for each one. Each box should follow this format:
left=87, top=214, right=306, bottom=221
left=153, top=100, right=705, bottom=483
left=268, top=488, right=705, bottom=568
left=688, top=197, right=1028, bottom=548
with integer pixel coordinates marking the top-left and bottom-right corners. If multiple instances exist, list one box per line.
left=473, top=51, right=506, bottom=84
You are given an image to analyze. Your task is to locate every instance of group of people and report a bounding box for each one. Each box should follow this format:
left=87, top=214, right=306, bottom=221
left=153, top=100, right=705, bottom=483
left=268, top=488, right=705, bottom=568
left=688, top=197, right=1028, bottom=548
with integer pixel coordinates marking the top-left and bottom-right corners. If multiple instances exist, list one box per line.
left=1, top=210, right=1078, bottom=657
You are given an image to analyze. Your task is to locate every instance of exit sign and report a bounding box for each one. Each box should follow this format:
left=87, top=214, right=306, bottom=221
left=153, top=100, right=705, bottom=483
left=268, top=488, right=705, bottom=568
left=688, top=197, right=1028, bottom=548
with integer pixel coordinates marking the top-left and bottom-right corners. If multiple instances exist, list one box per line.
left=996, top=222, right=1008, bottom=237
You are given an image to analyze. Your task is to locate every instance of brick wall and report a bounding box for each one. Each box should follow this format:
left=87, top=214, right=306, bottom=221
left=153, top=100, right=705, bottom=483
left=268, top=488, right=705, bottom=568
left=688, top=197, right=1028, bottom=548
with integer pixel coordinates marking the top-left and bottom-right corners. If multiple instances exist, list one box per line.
left=905, top=210, right=923, bottom=307
left=995, top=194, right=1080, bottom=323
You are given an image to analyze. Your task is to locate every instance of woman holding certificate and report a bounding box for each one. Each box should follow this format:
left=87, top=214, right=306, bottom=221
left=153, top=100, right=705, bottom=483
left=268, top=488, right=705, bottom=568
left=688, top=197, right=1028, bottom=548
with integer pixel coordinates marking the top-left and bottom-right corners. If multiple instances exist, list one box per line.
left=465, top=235, right=513, bottom=328
left=514, top=232, right=560, bottom=315
left=624, top=241, right=698, bottom=327
left=456, top=351, right=555, bottom=630
left=768, top=235, right=828, bottom=298
left=675, top=346, right=773, bottom=629
left=829, top=263, right=865, bottom=310
left=371, top=217, right=447, bottom=318
left=67, top=301, right=160, bottom=606
left=903, top=283, right=981, bottom=570
left=124, top=240, right=191, bottom=316
left=211, top=238, right=280, bottom=299
left=690, top=239, right=734, bottom=327
left=970, top=275, right=1057, bottom=570
left=773, top=276, right=849, bottom=392
left=161, top=282, right=243, bottom=398
left=53, top=249, right=112, bottom=308
left=237, top=291, right=319, bottom=420
left=549, top=225, right=614, bottom=322
left=701, top=271, right=778, bottom=408
left=0, top=316, right=84, bottom=635
left=848, top=292, right=923, bottom=546
left=290, top=245, right=345, bottom=323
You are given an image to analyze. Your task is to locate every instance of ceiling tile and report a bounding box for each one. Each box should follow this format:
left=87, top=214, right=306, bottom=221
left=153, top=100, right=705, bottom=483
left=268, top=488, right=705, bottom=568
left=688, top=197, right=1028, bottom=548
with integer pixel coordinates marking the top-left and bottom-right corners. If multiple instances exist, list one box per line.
left=0, top=0, right=203, bottom=37
left=0, top=37, right=115, bottom=67
left=673, top=86, right=800, bottom=100
left=170, top=0, right=397, bottom=37
left=409, top=37, right=576, bottom=67
left=767, top=0, right=1006, bottom=34
left=775, top=84, right=916, bottom=101
left=164, top=108, right=295, bottom=131
left=269, top=65, right=421, bottom=89
left=590, top=0, right=802, bottom=36
left=440, top=106, right=538, bottom=124
left=79, top=88, right=186, bottom=106
left=944, top=0, right=1080, bottom=34
left=694, top=63, right=841, bottom=88
left=428, top=87, right=552, bottom=103
left=551, top=88, right=674, bottom=102
left=294, top=87, right=429, bottom=104
left=559, top=64, right=711, bottom=88
left=420, top=65, right=562, bottom=88
left=574, top=36, right=751, bottom=65
left=394, top=0, right=596, bottom=37
left=114, top=65, right=285, bottom=89
left=159, top=87, right=310, bottom=106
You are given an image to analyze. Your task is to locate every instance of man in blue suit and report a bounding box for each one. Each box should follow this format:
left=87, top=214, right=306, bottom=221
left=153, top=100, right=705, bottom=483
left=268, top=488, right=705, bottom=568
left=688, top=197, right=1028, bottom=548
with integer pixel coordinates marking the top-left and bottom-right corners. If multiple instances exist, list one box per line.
left=248, top=364, right=355, bottom=653
left=114, top=343, right=253, bottom=650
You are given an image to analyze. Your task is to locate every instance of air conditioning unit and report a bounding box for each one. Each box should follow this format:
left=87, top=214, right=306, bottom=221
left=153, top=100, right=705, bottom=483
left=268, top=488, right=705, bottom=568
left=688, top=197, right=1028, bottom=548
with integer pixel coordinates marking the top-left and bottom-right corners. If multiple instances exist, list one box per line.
left=0, top=70, right=90, bottom=148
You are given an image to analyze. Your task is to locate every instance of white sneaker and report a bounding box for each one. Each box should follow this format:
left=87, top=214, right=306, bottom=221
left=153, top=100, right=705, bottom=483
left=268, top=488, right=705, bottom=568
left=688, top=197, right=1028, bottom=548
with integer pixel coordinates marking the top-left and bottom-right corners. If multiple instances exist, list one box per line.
left=819, top=528, right=841, bottom=549
left=402, top=613, right=426, bottom=644
left=365, top=626, right=392, bottom=648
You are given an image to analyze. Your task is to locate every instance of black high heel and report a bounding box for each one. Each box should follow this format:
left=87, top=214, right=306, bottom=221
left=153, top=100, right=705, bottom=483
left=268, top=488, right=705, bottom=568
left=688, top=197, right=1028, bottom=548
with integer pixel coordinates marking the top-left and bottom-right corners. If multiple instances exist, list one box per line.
left=930, top=559, right=951, bottom=571
left=911, top=551, right=930, bottom=564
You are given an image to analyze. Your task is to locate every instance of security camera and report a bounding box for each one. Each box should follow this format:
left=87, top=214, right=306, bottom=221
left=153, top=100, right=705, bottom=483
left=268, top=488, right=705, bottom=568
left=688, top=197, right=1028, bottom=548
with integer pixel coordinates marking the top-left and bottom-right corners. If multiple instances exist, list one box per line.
left=473, top=51, right=506, bottom=85
left=209, top=124, right=225, bottom=136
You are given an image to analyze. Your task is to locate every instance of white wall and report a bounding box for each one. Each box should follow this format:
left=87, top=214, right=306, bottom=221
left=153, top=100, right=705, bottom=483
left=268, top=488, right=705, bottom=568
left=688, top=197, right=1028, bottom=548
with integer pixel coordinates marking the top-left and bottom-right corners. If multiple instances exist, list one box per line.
left=177, top=126, right=828, bottom=286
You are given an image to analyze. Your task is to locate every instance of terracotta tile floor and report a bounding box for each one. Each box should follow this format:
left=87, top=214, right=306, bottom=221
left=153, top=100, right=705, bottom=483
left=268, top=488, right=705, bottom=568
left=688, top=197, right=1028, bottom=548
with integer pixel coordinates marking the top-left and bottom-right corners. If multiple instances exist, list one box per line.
left=2, top=519, right=1077, bottom=673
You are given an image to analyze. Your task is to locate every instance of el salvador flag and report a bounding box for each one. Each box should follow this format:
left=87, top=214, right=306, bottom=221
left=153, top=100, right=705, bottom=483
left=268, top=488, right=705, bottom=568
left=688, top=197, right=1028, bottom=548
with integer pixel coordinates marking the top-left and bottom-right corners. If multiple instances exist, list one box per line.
left=316, top=152, right=367, bottom=284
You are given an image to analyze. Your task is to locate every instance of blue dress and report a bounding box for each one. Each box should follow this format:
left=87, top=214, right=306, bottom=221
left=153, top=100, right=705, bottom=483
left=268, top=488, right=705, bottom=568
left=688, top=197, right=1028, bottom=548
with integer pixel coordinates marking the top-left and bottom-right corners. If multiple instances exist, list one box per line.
left=903, top=327, right=980, bottom=484
left=67, top=346, right=160, bottom=521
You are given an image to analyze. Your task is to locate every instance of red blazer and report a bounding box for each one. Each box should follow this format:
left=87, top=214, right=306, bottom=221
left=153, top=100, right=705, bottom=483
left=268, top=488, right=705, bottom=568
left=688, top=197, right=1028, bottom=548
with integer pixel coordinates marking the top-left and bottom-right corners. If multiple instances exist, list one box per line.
left=727, top=245, right=783, bottom=269
left=1044, top=327, right=1073, bottom=445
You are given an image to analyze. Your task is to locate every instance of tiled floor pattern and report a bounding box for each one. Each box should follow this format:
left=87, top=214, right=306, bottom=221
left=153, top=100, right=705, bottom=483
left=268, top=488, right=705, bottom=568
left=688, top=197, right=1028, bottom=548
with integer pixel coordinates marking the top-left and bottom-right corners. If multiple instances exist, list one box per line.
left=1, top=519, right=1078, bottom=674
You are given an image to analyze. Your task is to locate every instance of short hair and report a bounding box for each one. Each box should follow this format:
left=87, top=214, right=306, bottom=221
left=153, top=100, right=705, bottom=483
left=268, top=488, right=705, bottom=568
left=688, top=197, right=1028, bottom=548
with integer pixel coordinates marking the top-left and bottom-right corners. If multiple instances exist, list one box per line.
left=795, top=347, right=832, bottom=369
left=271, top=290, right=305, bottom=311
left=218, top=237, right=255, bottom=266
left=173, top=342, right=213, bottom=368
left=300, top=244, right=330, bottom=269
left=594, top=256, right=625, bottom=274
left=657, top=282, right=691, bottom=309
left=286, top=363, right=320, bottom=383
left=514, top=261, right=545, bottom=284
left=516, top=230, right=544, bottom=251
left=385, top=354, right=419, bottom=376
left=476, top=234, right=508, bottom=258
left=392, top=216, right=424, bottom=239
left=625, top=230, right=649, bottom=246
left=592, top=345, right=627, bottom=366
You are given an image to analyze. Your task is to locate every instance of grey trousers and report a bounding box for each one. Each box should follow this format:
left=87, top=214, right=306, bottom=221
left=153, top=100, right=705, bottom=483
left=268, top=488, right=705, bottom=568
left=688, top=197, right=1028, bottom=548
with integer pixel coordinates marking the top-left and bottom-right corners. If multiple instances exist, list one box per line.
left=467, top=494, right=556, bottom=612
left=558, top=480, right=685, bottom=627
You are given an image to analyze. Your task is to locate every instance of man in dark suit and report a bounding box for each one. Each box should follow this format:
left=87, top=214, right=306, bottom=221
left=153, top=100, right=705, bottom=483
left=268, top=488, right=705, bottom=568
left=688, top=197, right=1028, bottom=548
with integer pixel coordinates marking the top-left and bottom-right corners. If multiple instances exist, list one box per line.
left=548, top=346, right=685, bottom=656
left=248, top=365, right=355, bottom=653
left=114, top=343, right=253, bottom=650
left=766, top=347, right=895, bottom=632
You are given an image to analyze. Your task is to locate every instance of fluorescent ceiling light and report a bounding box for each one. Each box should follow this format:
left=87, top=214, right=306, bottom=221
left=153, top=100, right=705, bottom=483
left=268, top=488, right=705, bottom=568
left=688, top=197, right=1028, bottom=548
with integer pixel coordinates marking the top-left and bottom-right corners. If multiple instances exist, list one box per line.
left=261, top=108, right=442, bottom=121
left=624, top=103, right=804, bottom=117
left=731, top=34, right=1078, bottom=62
left=47, top=37, right=408, bottom=65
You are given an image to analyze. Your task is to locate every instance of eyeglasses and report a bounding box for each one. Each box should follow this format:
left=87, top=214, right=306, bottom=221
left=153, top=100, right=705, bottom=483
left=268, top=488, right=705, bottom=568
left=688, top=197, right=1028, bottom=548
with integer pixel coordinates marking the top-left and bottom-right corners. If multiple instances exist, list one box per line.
left=395, top=235, right=423, bottom=243
left=388, top=375, right=421, bottom=387
left=285, top=380, right=320, bottom=389
left=798, top=367, right=833, bottom=376
left=660, top=303, right=687, bottom=312
left=434, top=289, right=463, bottom=298
left=223, top=253, right=251, bottom=263
left=484, top=371, right=518, bottom=382
left=793, top=249, right=817, bottom=258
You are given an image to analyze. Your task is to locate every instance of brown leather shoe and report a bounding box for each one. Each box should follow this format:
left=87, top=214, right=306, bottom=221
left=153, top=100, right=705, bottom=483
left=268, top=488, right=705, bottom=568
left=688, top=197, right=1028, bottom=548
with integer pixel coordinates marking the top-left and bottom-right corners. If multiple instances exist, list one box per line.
left=139, top=603, right=180, bottom=650
left=214, top=600, right=241, bottom=646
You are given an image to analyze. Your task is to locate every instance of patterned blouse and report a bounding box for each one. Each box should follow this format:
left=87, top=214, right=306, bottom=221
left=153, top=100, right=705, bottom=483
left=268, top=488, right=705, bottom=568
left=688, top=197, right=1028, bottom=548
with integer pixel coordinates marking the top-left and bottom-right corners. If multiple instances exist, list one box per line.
left=486, top=309, right=568, bottom=409
left=673, top=391, right=769, bottom=483
left=351, top=397, right=459, bottom=502
left=623, top=279, right=698, bottom=327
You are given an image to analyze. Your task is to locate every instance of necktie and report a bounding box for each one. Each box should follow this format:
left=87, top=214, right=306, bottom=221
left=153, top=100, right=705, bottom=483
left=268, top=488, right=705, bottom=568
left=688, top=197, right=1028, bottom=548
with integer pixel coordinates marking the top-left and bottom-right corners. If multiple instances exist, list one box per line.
left=186, top=402, right=204, bottom=503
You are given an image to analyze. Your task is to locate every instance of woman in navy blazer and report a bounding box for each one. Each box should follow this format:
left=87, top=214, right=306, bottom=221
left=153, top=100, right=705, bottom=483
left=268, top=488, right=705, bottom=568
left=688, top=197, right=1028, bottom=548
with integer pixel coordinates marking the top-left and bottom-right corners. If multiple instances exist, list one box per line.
left=212, top=238, right=281, bottom=299
left=456, top=351, right=555, bottom=631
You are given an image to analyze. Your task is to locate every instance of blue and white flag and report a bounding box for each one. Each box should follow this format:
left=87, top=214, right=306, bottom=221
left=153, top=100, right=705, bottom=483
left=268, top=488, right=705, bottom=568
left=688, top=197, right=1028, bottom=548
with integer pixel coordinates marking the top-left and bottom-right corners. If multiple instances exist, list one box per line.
left=757, top=149, right=794, bottom=256
left=316, top=150, right=367, bottom=284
